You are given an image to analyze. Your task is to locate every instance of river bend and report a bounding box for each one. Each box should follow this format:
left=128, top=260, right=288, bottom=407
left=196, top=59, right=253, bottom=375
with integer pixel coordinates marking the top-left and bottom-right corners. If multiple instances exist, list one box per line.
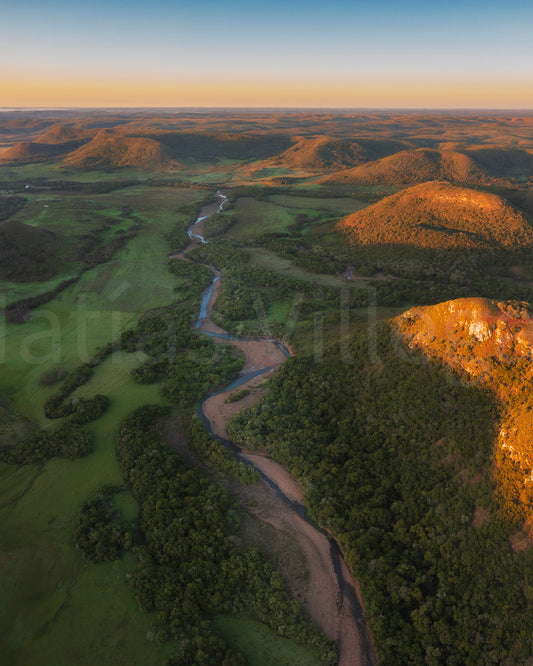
left=172, top=191, right=376, bottom=666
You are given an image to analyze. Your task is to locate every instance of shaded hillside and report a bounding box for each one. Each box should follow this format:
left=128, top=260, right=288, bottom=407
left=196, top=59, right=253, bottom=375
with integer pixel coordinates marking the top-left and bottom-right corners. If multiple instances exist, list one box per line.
left=0, top=140, right=87, bottom=163
left=337, top=181, right=533, bottom=251
left=0, top=123, right=95, bottom=163
left=0, top=196, right=26, bottom=222
left=0, top=219, right=62, bottom=281
left=150, top=131, right=292, bottom=161
left=465, top=147, right=533, bottom=182
left=35, top=124, right=96, bottom=145
left=62, top=130, right=171, bottom=169
left=0, top=118, right=56, bottom=135
left=321, top=148, right=487, bottom=185
left=265, top=135, right=411, bottom=170
left=394, top=297, right=533, bottom=523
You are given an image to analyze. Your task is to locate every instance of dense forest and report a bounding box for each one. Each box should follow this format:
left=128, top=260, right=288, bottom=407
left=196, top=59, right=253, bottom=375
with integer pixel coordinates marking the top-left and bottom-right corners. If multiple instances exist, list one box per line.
left=228, top=325, right=533, bottom=664
left=116, top=405, right=336, bottom=665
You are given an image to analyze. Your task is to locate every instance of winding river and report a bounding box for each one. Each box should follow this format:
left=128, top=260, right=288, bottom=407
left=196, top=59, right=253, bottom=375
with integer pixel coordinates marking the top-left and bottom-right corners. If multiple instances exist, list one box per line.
left=172, top=192, right=376, bottom=666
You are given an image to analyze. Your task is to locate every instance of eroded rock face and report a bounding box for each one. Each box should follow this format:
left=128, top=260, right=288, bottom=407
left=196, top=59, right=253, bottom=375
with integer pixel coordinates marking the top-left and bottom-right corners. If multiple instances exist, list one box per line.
left=394, top=297, right=533, bottom=479
left=397, top=297, right=533, bottom=360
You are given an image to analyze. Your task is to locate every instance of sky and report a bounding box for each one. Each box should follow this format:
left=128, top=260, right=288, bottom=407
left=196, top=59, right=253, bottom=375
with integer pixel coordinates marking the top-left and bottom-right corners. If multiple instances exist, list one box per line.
left=1, top=0, right=533, bottom=108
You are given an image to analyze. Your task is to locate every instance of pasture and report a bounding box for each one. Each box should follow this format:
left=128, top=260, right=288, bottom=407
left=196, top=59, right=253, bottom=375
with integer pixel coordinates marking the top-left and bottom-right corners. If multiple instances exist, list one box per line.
left=213, top=615, right=323, bottom=666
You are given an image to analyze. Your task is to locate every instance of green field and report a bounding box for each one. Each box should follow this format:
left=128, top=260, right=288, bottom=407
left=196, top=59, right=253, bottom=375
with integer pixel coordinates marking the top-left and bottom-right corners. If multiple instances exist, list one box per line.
left=225, top=193, right=368, bottom=253
left=0, top=349, right=175, bottom=665
left=268, top=193, right=365, bottom=215
left=182, top=158, right=243, bottom=184
left=213, top=616, right=324, bottom=666
left=228, top=197, right=296, bottom=240
left=292, top=180, right=399, bottom=196
left=0, top=240, right=176, bottom=424
left=246, top=246, right=350, bottom=288
left=0, top=183, right=208, bottom=423
left=0, top=274, right=79, bottom=303
left=0, top=171, right=335, bottom=664
left=0, top=163, right=168, bottom=183
left=0, top=183, right=207, bottom=306
left=248, top=167, right=300, bottom=178
left=0, top=179, right=205, bottom=664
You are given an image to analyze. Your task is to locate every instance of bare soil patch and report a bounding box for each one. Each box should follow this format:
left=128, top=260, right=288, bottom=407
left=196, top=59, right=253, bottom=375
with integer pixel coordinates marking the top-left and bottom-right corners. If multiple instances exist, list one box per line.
left=472, top=506, right=491, bottom=528
left=510, top=530, right=533, bottom=552
left=202, top=372, right=273, bottom=441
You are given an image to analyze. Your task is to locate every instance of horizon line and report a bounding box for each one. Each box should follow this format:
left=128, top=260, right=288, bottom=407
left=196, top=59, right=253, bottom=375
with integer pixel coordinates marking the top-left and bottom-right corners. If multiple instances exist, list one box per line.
left=2, top=106, right=533, bottom=113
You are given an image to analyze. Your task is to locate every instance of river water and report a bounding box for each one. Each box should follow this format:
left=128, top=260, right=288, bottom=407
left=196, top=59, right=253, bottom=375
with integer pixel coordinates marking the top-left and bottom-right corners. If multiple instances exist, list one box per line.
left=175, top=190, right=375, bottom=666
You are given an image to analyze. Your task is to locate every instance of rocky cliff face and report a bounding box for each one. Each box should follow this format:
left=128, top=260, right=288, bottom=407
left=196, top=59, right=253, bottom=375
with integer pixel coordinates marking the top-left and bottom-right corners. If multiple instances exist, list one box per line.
left=396, top=298, right=533, bottom=367
left=394, top=297, right=533, bottom=500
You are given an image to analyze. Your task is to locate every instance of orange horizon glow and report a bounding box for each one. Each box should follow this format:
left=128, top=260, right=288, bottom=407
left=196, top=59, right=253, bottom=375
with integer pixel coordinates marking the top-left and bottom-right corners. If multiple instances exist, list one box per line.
left=2, top=73, right=533, bottom=110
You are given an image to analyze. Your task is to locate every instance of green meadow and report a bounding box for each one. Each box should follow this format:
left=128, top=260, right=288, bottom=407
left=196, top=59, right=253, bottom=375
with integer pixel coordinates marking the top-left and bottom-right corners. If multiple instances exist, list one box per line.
left=245, top=246, right=349, bottom=288
left=182, top=158, right=243, bottom=184
left=212, top=616, right=323, bottom=666
left=227, top=197, right=296, bottom=239
left=0, top=179, right=202, bottom=663
left=0, top=347, right=175, bottom=665
left=226, top=194, right=355, bottom=240
left=0, top=274, right=79, bottom=304
left=0, top=183, right=206, bottom=421
left=0, top=235, right=179, bottom=423
left=267, top=193, right=364, bottom=215
left=0, top=172, right=331, bottom=664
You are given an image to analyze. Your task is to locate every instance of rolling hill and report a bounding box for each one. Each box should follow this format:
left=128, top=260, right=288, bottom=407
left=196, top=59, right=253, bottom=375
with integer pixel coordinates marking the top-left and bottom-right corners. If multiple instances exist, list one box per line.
left=0, top=124, right=96, bottom=163
left=262, top=135, right=411, bottom=170
left=151, top=131, right=292, bottom=161
left=0, top=117, right=56, bottom=135
left=35, top=124, right=96, bottom=145
left=0, top=141, right=81, bottom=163
left=62, top=129, right=171, bottom=169
left=321, top=148, right=488, bottom=186
left=336, top=181, right=533, bottom=251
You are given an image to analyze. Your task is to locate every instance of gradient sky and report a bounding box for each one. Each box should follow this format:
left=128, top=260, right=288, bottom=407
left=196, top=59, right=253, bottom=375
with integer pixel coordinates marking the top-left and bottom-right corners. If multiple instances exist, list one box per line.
left=2, top=0, right=533, bottom=108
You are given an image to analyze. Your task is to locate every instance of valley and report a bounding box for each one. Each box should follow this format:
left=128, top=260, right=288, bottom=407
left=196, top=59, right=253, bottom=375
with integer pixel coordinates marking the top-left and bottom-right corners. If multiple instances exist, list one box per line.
left=2, top=109, right=533, bottom=664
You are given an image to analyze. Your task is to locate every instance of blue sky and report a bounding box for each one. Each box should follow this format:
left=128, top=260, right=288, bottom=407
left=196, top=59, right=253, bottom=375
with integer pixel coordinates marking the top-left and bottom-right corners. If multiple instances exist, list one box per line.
left=2, top=0, right=533, bottom=107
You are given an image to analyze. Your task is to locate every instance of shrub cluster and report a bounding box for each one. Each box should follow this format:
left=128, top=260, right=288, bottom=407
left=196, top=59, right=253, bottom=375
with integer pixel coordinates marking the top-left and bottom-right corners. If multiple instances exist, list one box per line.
left=0, top=422, right=93, bottom=465
left=75, top=490, right=127, bottom=563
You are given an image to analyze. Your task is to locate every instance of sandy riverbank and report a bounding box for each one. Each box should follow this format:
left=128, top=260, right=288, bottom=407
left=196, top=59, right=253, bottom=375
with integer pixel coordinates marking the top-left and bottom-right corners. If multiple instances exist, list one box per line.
left=174, top=192, right=376, bottom=666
